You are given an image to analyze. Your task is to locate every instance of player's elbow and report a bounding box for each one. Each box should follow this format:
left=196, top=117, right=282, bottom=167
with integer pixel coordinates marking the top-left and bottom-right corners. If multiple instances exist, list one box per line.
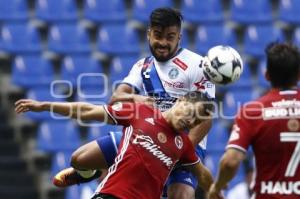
left=220, top=155, right=240, bottom=171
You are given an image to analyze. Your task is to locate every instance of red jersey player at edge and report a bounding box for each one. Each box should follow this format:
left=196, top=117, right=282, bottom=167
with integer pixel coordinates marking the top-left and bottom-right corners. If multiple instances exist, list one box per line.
left=15, top=91, right=223, bottom=199
left=208, top=42, right=300, bottom=199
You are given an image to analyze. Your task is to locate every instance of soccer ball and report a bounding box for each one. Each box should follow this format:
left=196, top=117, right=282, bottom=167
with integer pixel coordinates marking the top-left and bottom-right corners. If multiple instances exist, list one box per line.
left=203, top=45, right=243, bottom=85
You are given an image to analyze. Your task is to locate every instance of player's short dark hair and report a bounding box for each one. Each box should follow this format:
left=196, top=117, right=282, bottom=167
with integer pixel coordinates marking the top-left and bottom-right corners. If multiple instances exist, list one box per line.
left=265, top=42, right=300, bottom=89
left=149, top=7, right=183, bottom=29
left=183, top=91, right=214, bottom=116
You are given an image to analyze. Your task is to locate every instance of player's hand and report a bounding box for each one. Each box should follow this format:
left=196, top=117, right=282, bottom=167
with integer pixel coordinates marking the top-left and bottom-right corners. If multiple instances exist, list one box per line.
left=132, top=95, right=155, bottom=107
left=207, top=183, right=224, bottom=199
left=15, top=99, right=45, bottom=114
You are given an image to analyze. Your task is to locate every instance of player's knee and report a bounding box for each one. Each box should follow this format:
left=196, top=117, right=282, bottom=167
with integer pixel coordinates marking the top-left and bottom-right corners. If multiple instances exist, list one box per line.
left=167, top=184, right=195, bottom=199
left=70, top=148, right=86, bottom=169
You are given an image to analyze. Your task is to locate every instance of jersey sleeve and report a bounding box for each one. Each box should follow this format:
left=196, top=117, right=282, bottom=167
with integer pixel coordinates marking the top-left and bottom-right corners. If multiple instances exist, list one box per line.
left=189, top=58, right=216, bottom=99
left=179, top=135, right=200, bottom=166
left=227, top=105, right=260, bottom=153
left=104, top=102, right=137, bottom=126
left=121, top=58, right=145, bottom=94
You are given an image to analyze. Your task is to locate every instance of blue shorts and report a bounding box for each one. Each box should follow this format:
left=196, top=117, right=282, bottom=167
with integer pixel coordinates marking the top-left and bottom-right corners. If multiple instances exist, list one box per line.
left=96, top=131, right=123, bottom=167
left=97, top=131, right=206, bottom=190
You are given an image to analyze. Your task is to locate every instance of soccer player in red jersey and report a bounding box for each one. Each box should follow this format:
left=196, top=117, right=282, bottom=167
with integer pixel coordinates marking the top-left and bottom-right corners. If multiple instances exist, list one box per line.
left=15, top=91, right=223, bottom=199
left=208, top=42, right=300, bottom=199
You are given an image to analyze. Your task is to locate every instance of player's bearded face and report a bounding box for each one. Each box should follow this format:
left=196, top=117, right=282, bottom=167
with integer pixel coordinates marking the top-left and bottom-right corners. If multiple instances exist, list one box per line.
left=148, top=26, right=181, bottom=62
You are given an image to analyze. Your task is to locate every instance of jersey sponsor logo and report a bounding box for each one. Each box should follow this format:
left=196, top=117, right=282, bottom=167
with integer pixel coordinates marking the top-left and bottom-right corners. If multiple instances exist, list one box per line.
left=175, top=135, right=183, bottom=149
left=272, top=99, right=300, bottom=107
left=111, top=102, right=123, bottom=111
left=157, top=132, right=167, bottom=143
left=263, top=107, right=300, bottom=120
left=163, top=80, right=185, bottom=89
left=132, top=134, right=173, bottom=167
left=168, top=68, right=179, bottom=79
left=287, top=119, right=300, bottom=131
left=145, top=118, right=155, bottom=125
left=173, top=58, right=188, bottom=71
left=194, top=77, right=213, bottom=91
left=261, top=181, right=300, bottom=195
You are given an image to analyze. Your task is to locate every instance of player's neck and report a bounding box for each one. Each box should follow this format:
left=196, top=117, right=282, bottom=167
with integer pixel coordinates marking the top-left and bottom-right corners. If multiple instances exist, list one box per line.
left=161, top=110, right=172, bottom=124
left=271, top=85, right=298, bottom=91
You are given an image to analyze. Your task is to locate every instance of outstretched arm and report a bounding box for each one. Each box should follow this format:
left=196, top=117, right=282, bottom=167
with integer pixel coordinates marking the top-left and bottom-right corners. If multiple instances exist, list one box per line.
left=110, top=84, right=154, bottom=106
left=207, top=148, right=245, bottom=199
left=191, top=163, right=224, bottom=199
left=15, top=99, right=114, bottom=124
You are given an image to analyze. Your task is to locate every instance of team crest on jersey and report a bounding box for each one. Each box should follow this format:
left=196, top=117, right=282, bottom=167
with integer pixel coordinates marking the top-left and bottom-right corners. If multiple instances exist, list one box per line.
left=157, top=132, right=167, bottom=143
left=287, top=119, right=300, bottom=131
left=175, top=135, right=183, bottom=149
left=168, top=68, right=179, bottom=79
left=229, top=124, right=240, bottom=141
left=111, top=102, right=123, bottom=111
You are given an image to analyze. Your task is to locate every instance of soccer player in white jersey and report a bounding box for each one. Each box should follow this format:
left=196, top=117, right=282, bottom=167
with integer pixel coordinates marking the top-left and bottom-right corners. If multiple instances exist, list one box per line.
left=53, top=8, right=215, bottom=199
left=208, top=42, right=300, bottom=199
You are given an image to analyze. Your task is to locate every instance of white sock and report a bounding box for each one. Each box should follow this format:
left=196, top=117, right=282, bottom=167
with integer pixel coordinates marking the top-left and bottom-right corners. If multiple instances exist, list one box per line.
left=75, top=169, right=97, bottom=178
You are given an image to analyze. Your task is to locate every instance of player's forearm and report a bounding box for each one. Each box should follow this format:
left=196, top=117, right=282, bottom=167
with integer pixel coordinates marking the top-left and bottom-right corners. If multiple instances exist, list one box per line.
left=188, top=119, right=212, bottom=146
left=214, top=156, right=240, bottom=191
left=193, top=163, right=214, bottom=192
left=41, top=102, right=96, bottom=120
left=198, top=165, right=214, bottom=191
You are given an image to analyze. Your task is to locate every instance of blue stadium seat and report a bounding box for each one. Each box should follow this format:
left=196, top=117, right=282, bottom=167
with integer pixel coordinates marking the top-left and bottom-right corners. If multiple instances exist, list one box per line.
left=65, top=181, right=97, bottom=199
left=180, top=27, right=190, bottom=49
left=35, top=0, right=78, bottom=23
left=257, top=59, right=270, bottom=89
left=222, top=89, right=259, bottom=119
left=87, top=124, right=123, bottom=141
left=76, top=87, right=109, bottom=104
left=244, top=25, right=285, bottom=59
left=278, top=0, right=300, bottom=25
left=0, top=0, right=29, bottom=22
left=204, top=151, right=223, bottom=177
left=24, top=88, right=66, bottom=121
left=181, top=0, right=224, bottom=24
left=230, top=0, right=272, bottom=25
left=0, top=23, right=42, bottom=54
left=206, top=121, right=229, bottom=152
left=50, top=151, right=72, bottom=178
left=109, top=55, right=139, bottom=85
left=83, top=0, right=126, bottom=24
left=12, top=55, right=54, bottom=88
left=225, top=62, right=254, bottom=90
left=61, top=56, right=104, bottom=88
left=36, top=121, right=81, bottom=152
left=205, top=152, right=246, bottom=192
left=195, top=24, right=237, bottom=55
left=97, top=24, right=140, bottom=56
left=48, top=23, right=91, bottom=55
left=132, top=0, right=173, bottom=24
left=293, top=27, right=300, bottom=49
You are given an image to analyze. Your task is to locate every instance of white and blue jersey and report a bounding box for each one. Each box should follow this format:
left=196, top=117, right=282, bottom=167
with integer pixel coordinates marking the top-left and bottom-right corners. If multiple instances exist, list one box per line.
left=122, top=48, right=215, bottom=149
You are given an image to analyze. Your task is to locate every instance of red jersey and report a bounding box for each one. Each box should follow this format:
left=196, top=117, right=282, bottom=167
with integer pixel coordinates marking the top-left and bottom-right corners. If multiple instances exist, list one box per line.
left=227, top=89, right=300, bottom=199
left=95, top=103, right=199, bottom=199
